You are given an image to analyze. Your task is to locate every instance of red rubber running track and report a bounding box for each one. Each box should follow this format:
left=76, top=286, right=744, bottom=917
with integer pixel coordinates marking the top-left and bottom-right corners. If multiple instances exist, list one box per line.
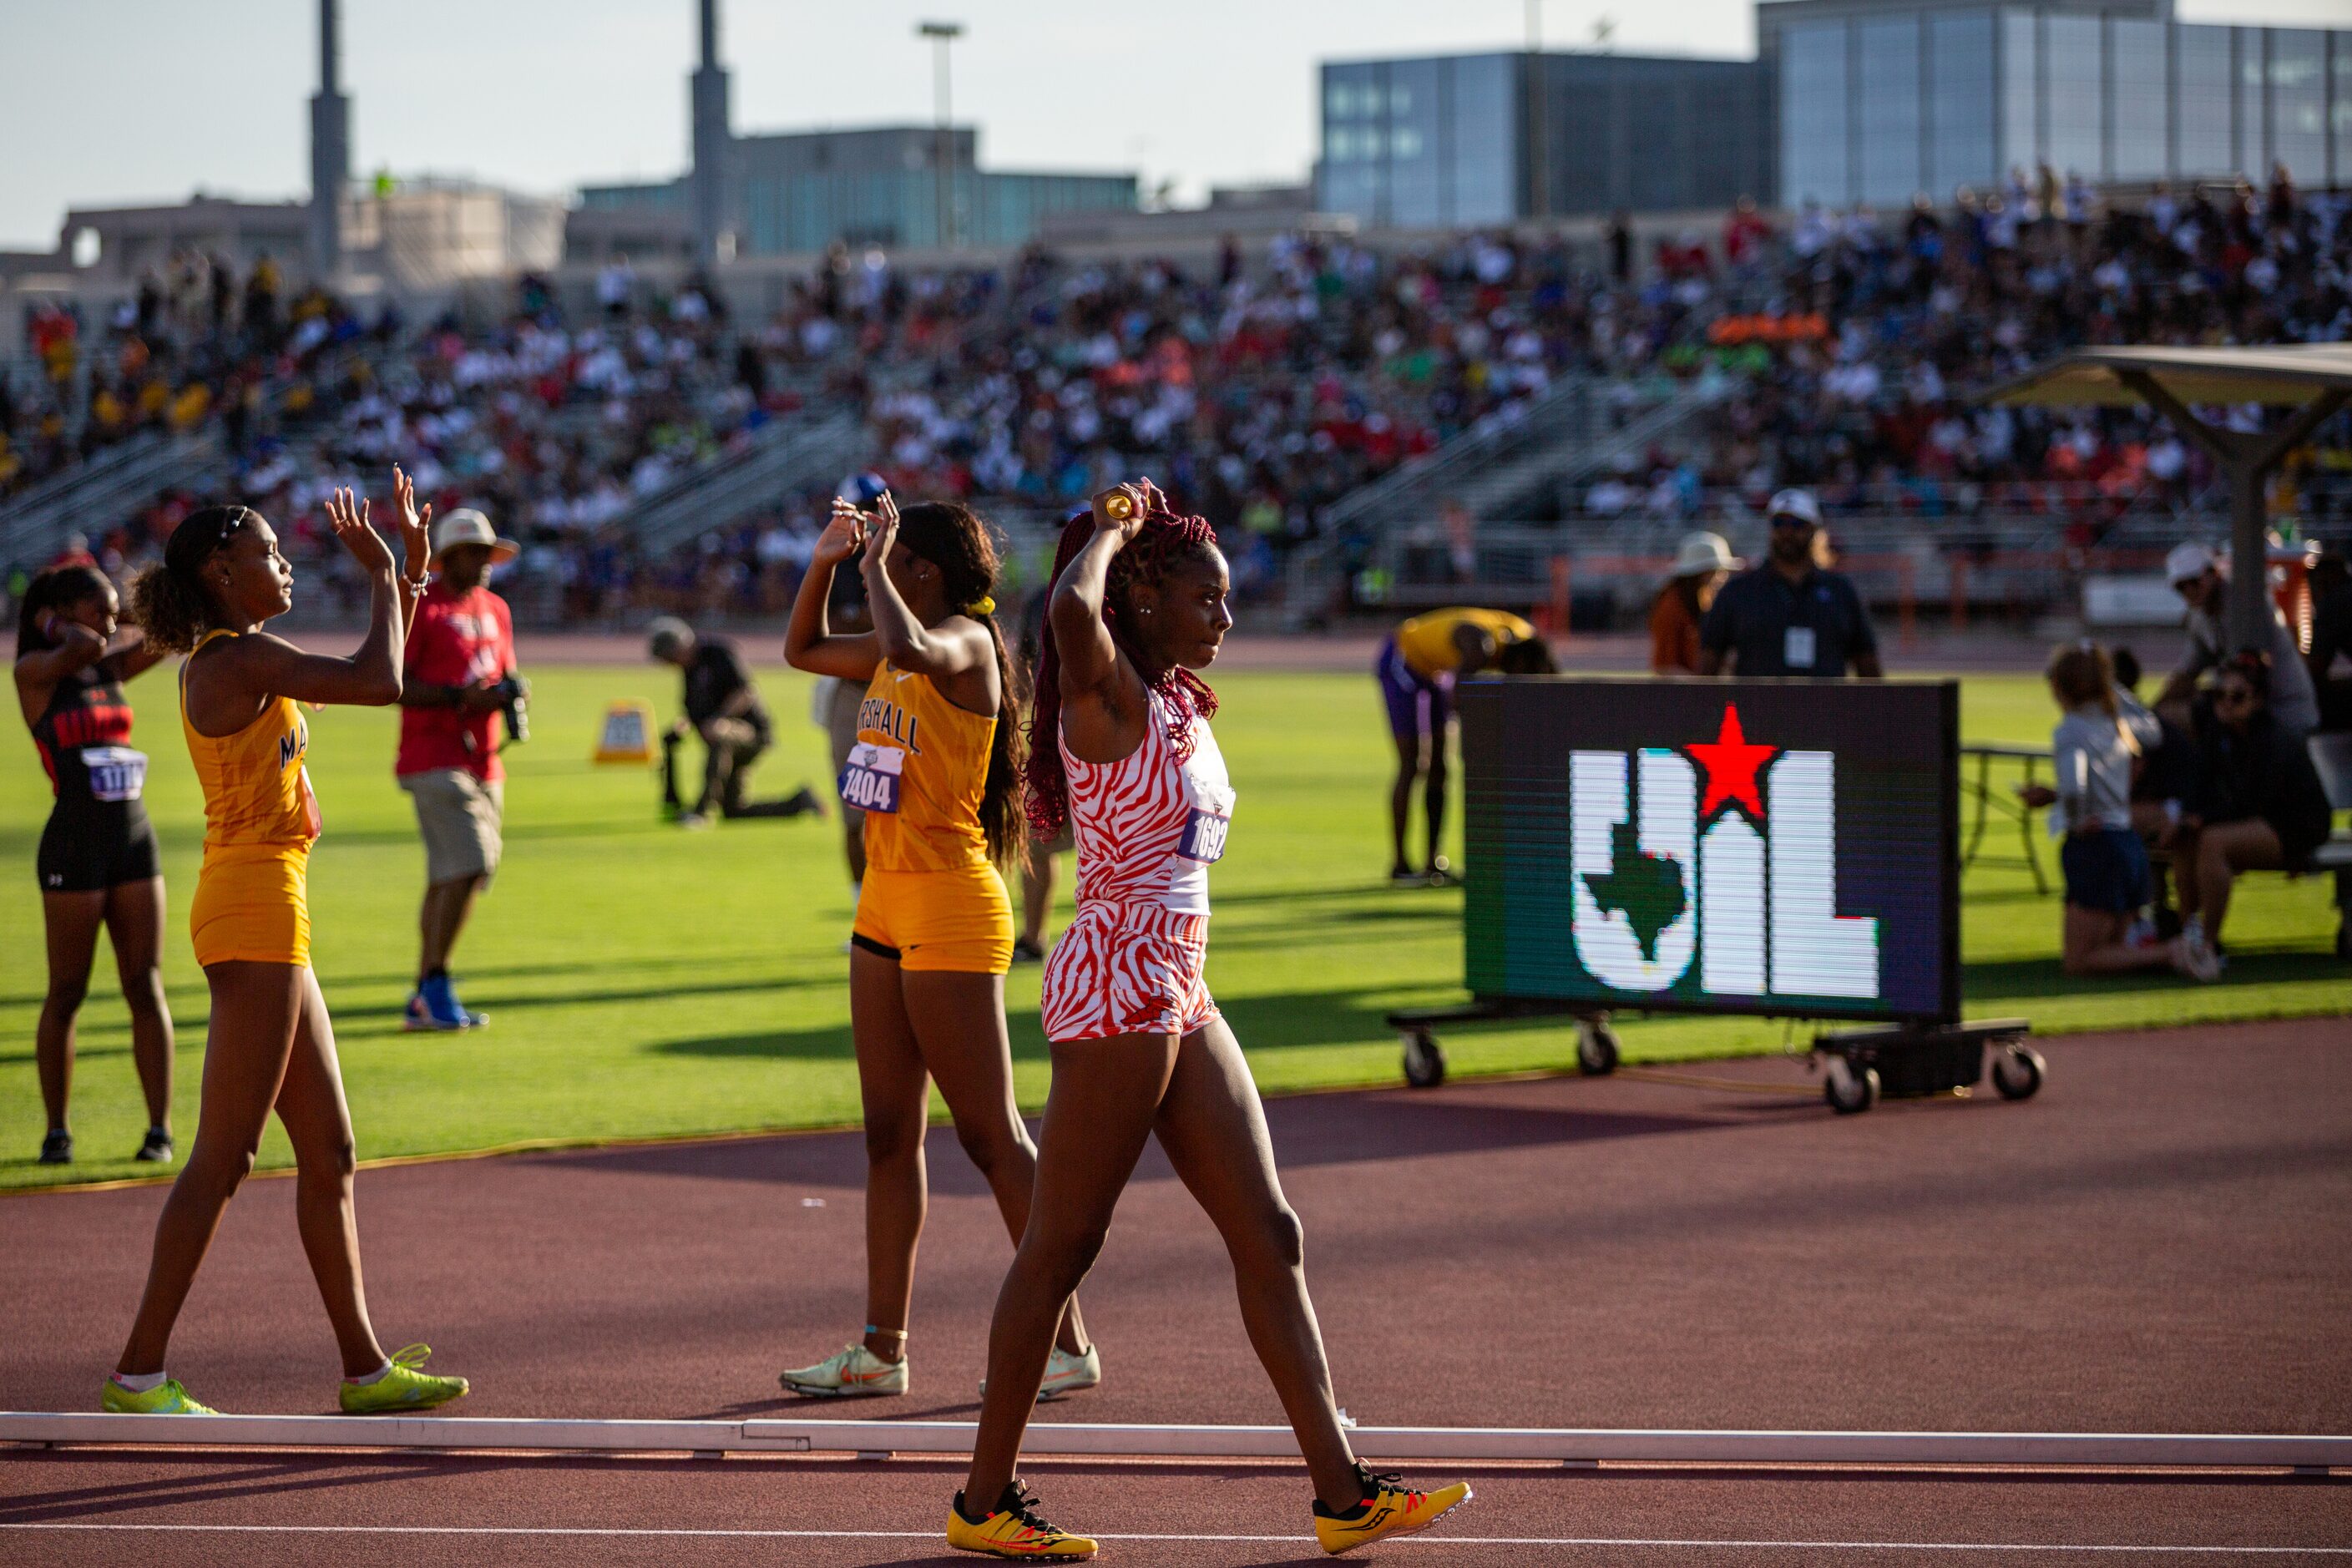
left=5, top=1018, right=2349, bottom=1564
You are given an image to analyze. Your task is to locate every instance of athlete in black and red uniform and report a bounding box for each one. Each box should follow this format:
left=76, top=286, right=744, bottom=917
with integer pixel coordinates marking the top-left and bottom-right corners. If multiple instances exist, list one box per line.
left=14, top=564, right=176, bottom=1166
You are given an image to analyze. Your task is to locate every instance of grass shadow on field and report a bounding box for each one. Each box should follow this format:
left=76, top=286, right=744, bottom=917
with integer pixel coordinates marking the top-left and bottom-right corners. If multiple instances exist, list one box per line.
left=1960, top=948, right=2344, bottom=1004
left=648, top=1021, right=860, bottom=1063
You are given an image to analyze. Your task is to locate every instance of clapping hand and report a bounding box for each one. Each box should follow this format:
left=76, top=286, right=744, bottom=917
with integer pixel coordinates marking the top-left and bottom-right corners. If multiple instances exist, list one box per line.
left=323, top=488, right=396, bottom=576
left=817, top=497, right=869, bottom=567
left=391, top=464, right=434, bottom=581
left=859, top=490, right=900, bottom=573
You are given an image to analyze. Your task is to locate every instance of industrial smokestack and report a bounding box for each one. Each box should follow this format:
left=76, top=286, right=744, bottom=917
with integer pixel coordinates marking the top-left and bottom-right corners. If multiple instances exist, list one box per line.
left=690, top=0, right=733, bottom=266
left=309, top=0, right=350, bottom=279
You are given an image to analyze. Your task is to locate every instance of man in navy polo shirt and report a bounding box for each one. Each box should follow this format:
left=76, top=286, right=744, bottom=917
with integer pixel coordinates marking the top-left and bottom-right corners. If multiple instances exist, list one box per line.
left=1697, top=489, right=1884, bottom=679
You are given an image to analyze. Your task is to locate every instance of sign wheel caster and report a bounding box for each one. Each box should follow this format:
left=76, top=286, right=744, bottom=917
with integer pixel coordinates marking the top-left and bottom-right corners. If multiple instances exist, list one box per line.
left=1824, top=1056, right=1880, bottom=1115
left=1990, top=1042, right=2045, bottom=1101
left=1402, top=1029, right=1447, bottom=1089
left=1576, top=1018, right=1620, bottom=1076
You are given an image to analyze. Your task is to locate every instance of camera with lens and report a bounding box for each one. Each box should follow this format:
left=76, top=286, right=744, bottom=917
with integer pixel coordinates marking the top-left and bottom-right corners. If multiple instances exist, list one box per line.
left=493, top=674, right=530, bottom=746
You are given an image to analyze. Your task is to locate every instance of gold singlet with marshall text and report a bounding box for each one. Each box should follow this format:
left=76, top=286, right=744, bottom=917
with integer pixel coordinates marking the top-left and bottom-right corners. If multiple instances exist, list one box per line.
left=854, top=659, right=992, bottom=873
left=182, top=629, right=321, bottom=850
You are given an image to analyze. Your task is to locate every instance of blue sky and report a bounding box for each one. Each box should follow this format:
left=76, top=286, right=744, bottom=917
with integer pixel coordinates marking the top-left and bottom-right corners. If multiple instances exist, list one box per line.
left=3, top=0, right=2341, bottom=250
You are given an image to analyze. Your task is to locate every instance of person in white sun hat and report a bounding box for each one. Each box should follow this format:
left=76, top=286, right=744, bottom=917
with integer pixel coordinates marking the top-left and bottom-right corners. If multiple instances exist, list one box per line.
left=2152, top=540, right=2318, bottom=736
left=1651, top=530, right=1743, bottom=674
left=394, top=505, right=523, bottom=1032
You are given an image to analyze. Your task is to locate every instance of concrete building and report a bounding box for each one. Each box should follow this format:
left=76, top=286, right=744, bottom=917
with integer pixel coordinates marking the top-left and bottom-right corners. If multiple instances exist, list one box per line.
left=1763, top=0, right=2352, bottom=208
left=1314, top=50, right=1776, bottom=228
left=43, top=181, right=563, bottom=294
left=583, top=124, right=1136, bottom=255
left=56, top=197, right=310, bottom=287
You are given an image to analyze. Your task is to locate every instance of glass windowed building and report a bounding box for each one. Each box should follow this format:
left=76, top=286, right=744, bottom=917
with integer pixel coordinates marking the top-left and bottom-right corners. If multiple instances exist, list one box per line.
left=580, top=127, right=1136, bottom=255
left=1316, top=51, right=1774, bottom=227
left=1764, top=0, right=2352, bottom=208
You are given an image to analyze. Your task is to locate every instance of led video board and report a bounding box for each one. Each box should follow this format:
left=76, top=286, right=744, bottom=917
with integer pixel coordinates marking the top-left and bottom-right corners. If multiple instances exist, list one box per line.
left=1459, top=679, right=1960, bottom=1024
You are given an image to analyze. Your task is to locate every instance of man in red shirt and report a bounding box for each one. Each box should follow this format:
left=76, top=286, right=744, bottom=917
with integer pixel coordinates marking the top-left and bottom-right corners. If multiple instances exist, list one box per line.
left=396, top=508, right=521, bottom=1030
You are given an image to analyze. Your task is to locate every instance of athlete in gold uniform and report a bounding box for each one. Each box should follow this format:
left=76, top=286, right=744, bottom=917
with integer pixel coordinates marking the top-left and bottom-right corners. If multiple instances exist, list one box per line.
left=105, top=473, right=469, bottom=1418
left=1376, top=606, right=1551, bottom=884
left=780, top=490, right=1096, bottom=1403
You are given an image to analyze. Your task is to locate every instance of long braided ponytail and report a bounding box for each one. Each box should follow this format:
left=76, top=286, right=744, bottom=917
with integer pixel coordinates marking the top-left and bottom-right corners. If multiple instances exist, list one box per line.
left=1023, top=497, right=1222, bottom=840
left=892, top=501, right=1025, bottom=867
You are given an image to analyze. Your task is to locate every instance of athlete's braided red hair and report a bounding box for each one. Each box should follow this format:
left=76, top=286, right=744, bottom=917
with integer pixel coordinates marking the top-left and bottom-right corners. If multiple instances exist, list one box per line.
left=1023, top=498, right=1222, bottom=839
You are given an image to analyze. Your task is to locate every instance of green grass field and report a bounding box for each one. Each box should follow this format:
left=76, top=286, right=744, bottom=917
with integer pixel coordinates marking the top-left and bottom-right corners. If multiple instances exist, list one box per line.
left=5, top=663, right=2345, bottom=1191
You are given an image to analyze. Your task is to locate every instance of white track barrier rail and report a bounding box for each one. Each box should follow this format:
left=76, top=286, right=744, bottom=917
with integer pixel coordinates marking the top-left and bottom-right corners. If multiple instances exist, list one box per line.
left=3, top=1414, right=2346, bottom=1469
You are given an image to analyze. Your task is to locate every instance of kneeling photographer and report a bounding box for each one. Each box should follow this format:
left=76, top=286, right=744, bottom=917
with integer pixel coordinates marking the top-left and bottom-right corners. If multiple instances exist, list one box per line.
left=396, top=507, right=524, bottom=1031
left=646, top=616, right=821, bottom=828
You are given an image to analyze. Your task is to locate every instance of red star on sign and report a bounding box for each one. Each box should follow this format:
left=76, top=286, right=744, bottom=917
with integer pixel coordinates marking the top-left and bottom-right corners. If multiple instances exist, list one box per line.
left=1688, top=703, right=1776, bottom=820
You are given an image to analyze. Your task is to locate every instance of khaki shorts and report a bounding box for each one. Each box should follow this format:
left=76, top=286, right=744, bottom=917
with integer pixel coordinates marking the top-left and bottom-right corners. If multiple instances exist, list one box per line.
left=400, top=768, right=504, bottom=885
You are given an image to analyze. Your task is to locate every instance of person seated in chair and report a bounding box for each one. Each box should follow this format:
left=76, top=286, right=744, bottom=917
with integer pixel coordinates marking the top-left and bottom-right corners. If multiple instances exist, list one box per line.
left=2163, top=652, right=2333, bottom=979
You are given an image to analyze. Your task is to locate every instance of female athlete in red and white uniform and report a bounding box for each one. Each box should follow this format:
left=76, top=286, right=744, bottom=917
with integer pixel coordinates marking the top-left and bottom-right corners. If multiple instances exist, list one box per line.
left=944, top=483, right=1469, bottom=1560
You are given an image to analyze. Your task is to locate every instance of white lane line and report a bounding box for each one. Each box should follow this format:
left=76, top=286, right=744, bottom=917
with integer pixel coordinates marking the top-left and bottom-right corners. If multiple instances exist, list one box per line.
left=0, top=1524, right=2347, bottom=1553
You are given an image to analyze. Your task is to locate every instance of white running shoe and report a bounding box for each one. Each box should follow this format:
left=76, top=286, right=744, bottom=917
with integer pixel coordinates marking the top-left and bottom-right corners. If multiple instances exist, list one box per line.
left=981, top=1343, right=1102, bottom=1403
left=779, top=1342, right=907, bottom=1399
left=2170, top=933, right=2223, bottom=983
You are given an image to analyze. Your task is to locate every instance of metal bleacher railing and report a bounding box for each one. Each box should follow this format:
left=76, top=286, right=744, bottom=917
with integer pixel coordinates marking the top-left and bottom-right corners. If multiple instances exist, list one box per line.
left=1280, top=371, right=1735, bottom=626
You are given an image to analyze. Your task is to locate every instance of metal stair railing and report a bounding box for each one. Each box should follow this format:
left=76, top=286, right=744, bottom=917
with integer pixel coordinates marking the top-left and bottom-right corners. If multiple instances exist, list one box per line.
left=0, top=432, right=168, bottom=529
left=1281, top=373, right=1735, bottom=623
left=1318, top=375, right=1600, bottom=534
left=0, top=429, right=228, bottom=569
left=624, top=408, right=868, bottom=559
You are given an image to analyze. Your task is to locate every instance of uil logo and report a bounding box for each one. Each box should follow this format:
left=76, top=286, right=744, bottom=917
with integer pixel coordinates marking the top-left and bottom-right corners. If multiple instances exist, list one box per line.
left=1570, top=704, right=1879, bottom=999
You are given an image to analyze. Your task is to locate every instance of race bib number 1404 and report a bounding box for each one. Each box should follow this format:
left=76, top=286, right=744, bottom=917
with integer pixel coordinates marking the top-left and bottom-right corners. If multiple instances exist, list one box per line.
left=839, top=742, right=906, bottom=814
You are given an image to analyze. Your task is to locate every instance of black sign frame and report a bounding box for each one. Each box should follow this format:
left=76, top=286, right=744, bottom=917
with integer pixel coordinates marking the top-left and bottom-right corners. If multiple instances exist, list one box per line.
left=1459, top=676, right=1962, bottom=1027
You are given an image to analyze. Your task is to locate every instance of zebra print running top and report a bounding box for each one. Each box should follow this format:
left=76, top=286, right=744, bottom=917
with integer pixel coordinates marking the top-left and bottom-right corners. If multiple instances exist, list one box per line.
left=1061, top=689, right=1236, bottom=916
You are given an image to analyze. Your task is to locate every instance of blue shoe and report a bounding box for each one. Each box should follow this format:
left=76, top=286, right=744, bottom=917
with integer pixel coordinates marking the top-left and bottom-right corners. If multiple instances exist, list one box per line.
left=412, top=974, right=483, bottom=1031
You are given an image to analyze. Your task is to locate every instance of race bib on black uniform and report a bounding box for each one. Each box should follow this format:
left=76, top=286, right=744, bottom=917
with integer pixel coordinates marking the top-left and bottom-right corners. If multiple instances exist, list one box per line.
left=82, top=746, right=148, bottom=802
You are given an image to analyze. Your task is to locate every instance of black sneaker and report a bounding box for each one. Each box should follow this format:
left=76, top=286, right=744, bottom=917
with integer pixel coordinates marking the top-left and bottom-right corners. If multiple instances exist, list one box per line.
left=1012, top=937, right=1046, bottom=964
left=136, top=1128, right=174, bottom=1164
left=38, top=1129, right=72, bottom=1166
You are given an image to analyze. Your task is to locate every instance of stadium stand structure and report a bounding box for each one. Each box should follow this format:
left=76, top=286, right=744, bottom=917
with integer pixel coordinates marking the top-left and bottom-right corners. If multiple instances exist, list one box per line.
left=1286, top=372, right=1735, bottom=620
left=624, top=406, right=867, bottom=560
left=0, top=431, right=223, bottom=568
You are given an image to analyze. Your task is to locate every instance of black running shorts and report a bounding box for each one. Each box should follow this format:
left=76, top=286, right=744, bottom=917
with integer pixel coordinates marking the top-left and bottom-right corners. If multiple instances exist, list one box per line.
left=37, top=802, right=161, bottom=893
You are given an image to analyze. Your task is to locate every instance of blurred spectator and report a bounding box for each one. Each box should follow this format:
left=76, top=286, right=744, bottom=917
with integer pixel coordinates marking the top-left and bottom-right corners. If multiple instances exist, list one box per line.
left=1651, top=530, right=1742, bottom=675
left=2016, top=643, right=2192, bottom=978
left=1697, top=489, right=1882, bottom=678
left=2155, top=542, right=2319, bottom=736
left=645, top=615, right=820, bottom=828
left=2166, top=651, right=2334, bottom=974
left=2304, top=542, right=2352, bottom=731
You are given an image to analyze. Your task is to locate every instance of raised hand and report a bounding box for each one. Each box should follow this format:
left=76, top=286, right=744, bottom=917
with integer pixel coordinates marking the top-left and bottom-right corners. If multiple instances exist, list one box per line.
left=817, top=497, right=868, bottom=566
left=1090, top=482, right=1147, bottom=544
left=42, top=610, right=105, bottom=656
left=390, top=464, right=434, bottom=580
left=860, top=489, right=900, bottom=571
left=324, top=487, right=396, bottom=576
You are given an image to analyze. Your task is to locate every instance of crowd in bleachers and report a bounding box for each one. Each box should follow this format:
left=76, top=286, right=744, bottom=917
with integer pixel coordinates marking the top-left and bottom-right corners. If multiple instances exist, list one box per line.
left=9, top=165, right=2351, bottom=625
left=1621, top=165, right=2352, bottom=537
left=0, top=251, right=380, bottom=498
